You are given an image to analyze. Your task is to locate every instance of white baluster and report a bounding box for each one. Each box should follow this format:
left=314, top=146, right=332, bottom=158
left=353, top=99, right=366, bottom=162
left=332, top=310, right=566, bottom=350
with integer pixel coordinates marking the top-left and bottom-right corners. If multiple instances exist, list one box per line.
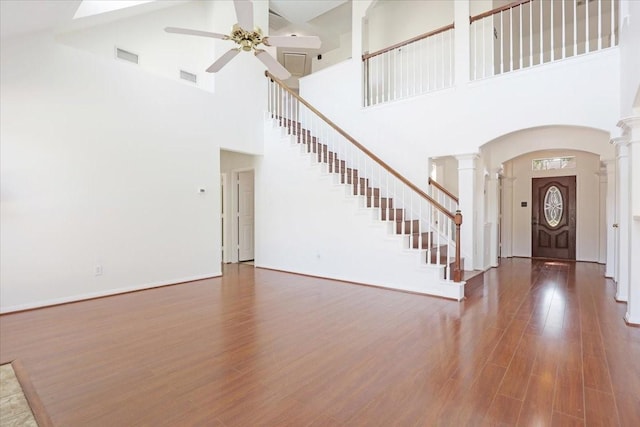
left=540, top=0, right=544, bottom=64
left=421, top=37, right=424, bottom=91
left=551, top=0, right=554, bottom=61
left=472, top=21, right=477, bottom=80
left=519, top=4, right=523, bottom=69
left=500, top=12, right=504, bottom=74
left=530, top=1, right=533, bottom=66
left=574, top=0, right=578, bottom=55
left=562, top=0, right=566, bottom=58
left=450, top=30, right=455, bottom=85
left=482, top=19, right=487, bottom=78
left=598, top=0, right=602, bottom=50
left=586, top=0, right=590, bottom=52
left=509, top=8, right=513, bottom=71
left=611, top=0, right=615, bottom=46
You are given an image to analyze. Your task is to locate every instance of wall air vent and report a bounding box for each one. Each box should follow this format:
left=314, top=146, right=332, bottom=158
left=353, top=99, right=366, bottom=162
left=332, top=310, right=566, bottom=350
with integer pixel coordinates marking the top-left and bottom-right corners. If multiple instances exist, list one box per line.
left=115, top=47, right=139, bottom=64
left=179, top=70, right=198, bottom=84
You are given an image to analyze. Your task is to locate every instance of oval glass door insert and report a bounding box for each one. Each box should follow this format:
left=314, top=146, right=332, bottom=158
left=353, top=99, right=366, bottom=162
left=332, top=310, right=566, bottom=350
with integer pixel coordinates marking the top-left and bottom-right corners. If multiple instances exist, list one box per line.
left=543, top=185, right=563, bottom=227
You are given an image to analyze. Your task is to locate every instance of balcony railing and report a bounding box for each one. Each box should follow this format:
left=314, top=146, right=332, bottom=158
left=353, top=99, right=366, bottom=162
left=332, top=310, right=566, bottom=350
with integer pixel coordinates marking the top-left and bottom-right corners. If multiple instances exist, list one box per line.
left=362, top=23, right=455, bottom=107
left=361, top=1, right=618, bottom=105
left=470, top=0, right=619, bottom=79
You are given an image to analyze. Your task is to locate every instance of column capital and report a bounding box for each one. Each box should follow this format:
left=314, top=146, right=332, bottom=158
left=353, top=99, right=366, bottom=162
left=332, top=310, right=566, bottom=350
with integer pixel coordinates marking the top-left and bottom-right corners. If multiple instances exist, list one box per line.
left=618, top=115, right=640, bottom=142
left=610, top=135, right=630, bottom=146
left=617, top=115, right=640, bottom=131
left=455, top=153, right=480, bottom=170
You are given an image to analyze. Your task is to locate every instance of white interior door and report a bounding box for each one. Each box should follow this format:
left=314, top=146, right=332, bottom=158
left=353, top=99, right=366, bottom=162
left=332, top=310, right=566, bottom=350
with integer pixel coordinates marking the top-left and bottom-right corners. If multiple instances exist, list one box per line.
left=237, top=170, right=254, bottom=262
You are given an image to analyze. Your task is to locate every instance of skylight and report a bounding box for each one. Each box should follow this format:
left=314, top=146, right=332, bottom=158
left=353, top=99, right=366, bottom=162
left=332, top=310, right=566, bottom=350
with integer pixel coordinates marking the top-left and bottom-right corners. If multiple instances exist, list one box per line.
left=74, top=1, right=155, bottom=19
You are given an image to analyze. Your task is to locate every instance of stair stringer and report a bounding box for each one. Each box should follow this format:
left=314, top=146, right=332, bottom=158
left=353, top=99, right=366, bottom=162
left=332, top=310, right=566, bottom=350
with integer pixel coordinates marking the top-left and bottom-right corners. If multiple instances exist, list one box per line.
left=255, top=119, right=465, bottom=300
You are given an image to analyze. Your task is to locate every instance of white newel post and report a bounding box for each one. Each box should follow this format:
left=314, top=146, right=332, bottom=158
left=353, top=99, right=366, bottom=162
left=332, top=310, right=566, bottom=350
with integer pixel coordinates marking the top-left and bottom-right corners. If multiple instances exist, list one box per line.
left=457, top=154, right=479, bottom=270
left=619, top=116, right=640, bottom=325
left=611, top=136, right=630, bottom=302
left=454, top=0, right=470, bottom=86
left=603, top=159, right=616, bottom=278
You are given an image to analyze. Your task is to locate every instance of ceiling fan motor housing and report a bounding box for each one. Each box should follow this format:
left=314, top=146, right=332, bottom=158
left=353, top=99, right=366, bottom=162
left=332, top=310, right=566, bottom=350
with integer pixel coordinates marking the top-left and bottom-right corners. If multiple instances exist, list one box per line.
left=231, top=24, right=263, bottom=51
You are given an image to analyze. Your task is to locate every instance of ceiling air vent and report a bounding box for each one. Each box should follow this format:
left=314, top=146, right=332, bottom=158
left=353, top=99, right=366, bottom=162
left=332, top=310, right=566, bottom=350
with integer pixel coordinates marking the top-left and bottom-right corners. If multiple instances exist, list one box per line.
left=179, top=70, right=198, bottom=84
left=283, top=53, right=306, bottom=77
left=115, top=47, right=139, bottom=64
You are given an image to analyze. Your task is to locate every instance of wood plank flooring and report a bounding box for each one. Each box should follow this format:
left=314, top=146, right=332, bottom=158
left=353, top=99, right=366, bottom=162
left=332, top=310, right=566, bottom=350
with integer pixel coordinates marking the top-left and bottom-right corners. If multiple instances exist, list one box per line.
left=0, top=259, right=638, bottom=426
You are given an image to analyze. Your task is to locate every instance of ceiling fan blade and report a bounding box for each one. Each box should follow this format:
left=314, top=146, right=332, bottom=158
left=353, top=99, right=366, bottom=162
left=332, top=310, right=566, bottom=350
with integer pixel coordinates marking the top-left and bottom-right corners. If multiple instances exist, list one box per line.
left=165, top=27, right=228, bottom=40
left=234, top=0, right=254, bottom=30
left=255, top=50, right=291, bottom=80
left=206, top=48, right=241, bottom=73
left=263, top=36, right=321, bottom=49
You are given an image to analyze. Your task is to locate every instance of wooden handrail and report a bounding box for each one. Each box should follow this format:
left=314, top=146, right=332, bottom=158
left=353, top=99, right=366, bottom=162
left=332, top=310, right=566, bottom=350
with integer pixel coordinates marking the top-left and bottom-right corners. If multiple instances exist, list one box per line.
left=266, top=70, right=454, bottom=220
left=470, top=0, right=532, bottom=24
left=428, top=177, right=459, bottom=205
left=362, top=23, right=455, bottom=61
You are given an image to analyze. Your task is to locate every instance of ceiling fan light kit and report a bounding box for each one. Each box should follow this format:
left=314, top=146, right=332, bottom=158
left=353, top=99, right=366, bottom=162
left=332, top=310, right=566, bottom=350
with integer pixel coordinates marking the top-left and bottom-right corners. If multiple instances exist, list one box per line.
left=164, top=0, right=321, bottom=80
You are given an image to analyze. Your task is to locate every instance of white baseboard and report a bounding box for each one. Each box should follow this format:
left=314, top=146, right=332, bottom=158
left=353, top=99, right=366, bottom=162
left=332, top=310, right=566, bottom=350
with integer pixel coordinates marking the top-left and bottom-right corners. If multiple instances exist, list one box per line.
left=0, top=273, right=221, bottom=314
left=624, top=312, right=640, bottom=326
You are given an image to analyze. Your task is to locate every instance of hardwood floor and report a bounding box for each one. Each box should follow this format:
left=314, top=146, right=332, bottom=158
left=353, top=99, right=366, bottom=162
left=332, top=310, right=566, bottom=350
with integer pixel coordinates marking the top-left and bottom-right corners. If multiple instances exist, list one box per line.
left=0, top=259, right=638, bottom=426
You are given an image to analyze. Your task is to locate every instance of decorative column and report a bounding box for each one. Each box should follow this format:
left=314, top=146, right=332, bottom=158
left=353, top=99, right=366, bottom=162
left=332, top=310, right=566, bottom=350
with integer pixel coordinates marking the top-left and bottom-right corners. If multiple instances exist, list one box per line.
left=486, top=168, right=501, bottom=268
left=603, top=159, right=616, bottom=278
left=598, top=165, right=607, bottom=265
left=611, top=136, right=630, bottom=302
left=456, top=154, right=479, bottom=270
left=500, top=172, right=515, bottom=259
left=619, top=116, right=640, bottom=325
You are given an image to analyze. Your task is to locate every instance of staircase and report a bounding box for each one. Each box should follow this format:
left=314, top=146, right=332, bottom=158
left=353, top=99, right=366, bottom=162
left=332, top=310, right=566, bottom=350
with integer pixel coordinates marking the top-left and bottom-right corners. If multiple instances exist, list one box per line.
left=261, top=71, right=465, bottom=300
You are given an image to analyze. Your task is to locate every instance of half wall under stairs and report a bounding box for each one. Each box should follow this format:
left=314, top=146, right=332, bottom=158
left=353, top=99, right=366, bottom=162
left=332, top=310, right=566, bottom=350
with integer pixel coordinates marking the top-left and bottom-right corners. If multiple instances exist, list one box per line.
left=256, top=118, right=465, bottom=300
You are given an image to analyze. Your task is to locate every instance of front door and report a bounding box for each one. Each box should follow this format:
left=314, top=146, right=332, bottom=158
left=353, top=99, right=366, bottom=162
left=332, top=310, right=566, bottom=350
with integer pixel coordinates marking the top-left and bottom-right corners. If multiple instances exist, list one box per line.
left=531, top=176, right=576, bottom=260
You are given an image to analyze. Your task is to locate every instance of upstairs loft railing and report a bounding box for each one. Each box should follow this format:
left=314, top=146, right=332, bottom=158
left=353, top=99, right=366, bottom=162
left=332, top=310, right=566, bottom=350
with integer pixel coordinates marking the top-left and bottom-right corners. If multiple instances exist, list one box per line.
left=266, top=71, right=463, bottom=282
left=361, top=0, right=618, bottom=105
left=362, top=23, right=455, bottom=107
left=428, top=177, right=459, bottom=215
left=470, top=0, right=619, bottom=79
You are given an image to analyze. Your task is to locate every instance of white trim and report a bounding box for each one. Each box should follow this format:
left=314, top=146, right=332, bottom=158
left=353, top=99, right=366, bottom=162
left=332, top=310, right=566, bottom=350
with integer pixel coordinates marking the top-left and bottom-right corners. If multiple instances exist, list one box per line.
left=231, top=167, right=255, bottom=264
left=624, top=312, right=640, bottom=326
left=221, top=173, right=229, bottom=263
left=0, top=273, right=221, bottom=314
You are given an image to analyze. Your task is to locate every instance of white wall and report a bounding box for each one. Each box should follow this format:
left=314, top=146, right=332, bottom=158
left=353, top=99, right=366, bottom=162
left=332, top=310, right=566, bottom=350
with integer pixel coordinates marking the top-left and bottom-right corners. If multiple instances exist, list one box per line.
left=365, top=1, right=453, bottom=52
left=505, top=149, right=602, bottom=261
left=56, top=0, right=271, bottom=100
left=300, top=49, right=619, bottom=190
left=0, top=14, right=266, bottom=311
left=57, top=2, right=217, bottom=92
left=620, top=0, right=640, bottom=115
left=312, top=31, right=352, bottom=73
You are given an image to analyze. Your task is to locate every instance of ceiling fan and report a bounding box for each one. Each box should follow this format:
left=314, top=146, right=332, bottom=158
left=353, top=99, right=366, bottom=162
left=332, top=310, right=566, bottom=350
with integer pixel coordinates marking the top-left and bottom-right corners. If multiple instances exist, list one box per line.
left=165, top=0, right=321, bottom=80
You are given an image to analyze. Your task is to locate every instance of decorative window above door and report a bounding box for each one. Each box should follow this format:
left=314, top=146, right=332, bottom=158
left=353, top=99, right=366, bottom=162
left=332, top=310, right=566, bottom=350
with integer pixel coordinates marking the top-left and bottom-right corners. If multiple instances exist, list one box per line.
left=532, top=156, right=575, bottom=171
left=544, top=186, right=563, bottom=227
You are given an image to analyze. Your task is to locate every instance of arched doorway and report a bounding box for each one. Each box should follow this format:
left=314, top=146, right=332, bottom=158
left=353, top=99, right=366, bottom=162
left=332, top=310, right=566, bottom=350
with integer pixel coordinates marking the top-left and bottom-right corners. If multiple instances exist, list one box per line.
left=479, top=126, right=614, bottom=266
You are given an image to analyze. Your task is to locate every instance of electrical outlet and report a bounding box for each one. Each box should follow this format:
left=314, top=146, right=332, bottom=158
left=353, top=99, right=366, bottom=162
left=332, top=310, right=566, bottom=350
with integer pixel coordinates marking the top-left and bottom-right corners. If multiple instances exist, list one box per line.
left=95, top=265, right=103, bottom=276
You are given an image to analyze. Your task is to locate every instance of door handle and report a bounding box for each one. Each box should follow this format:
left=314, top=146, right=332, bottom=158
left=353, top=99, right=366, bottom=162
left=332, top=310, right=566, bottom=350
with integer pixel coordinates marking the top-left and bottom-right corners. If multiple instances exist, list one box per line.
left=613, top=223, right=618, bottom=228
